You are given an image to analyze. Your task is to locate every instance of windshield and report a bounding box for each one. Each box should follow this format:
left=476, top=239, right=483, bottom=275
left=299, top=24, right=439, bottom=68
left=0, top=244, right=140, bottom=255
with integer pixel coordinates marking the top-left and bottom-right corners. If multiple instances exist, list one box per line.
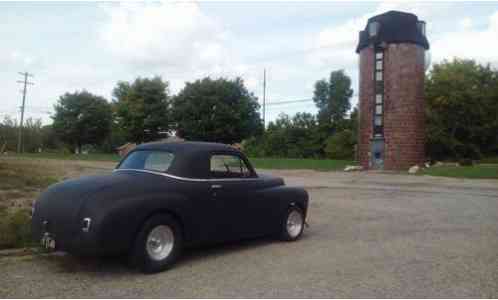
left=118, top=150, right=175, bottom=173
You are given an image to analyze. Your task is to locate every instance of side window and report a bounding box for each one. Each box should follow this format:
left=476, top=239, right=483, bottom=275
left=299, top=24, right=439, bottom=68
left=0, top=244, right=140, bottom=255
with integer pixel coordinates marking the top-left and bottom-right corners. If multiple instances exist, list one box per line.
left=210, top=154, right=252, bottom=179
left=143, top=152, right=174, bottom=172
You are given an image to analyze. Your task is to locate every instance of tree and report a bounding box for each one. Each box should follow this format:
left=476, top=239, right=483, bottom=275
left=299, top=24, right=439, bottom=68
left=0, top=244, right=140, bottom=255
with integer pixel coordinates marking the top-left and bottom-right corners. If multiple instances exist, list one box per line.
left=172, top=77, right=262, bottom=144
left=324, top=129, right=355, bottom=160
left=0, top=116, right=18, bottom=152
left=22, top=118, right=43, bottom=153
left=313, top=70, right=353, bottom=127
left=244, top=113, right=322, bottom=158
left=286, top=113, right=322, bottom=158
left=40, top=125, right=61, bottom=151
left=426, top=59, right=498, bottom=160
left=52, top=91, right=112, bottom=153
left=113, top=77, right=171, bottom=143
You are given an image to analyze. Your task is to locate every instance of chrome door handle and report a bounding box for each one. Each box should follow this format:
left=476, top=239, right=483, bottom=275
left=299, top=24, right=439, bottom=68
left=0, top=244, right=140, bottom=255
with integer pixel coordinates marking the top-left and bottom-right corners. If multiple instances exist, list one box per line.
left=211, top=184, right=223, bottom=189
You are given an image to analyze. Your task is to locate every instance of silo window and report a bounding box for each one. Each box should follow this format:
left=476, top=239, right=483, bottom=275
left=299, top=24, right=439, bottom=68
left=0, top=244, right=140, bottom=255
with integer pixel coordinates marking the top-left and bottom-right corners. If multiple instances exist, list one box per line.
left=376, top=71, right=383, bottom=81
left=376, top=105, right=383, bottom=114
left=374, top=115, right=382, bottom=126
left=376, top=61, right=383, bottom=70
left=368, top=21, right=379, bottom=37
left=373, top=48, right=384, bottom=137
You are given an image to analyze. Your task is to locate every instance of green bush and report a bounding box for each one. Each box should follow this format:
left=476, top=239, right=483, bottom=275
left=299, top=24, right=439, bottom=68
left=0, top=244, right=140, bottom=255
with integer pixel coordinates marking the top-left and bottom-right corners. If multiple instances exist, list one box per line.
left=425, top=59, right=498, bottom=162
left=454, top=143, right=482, bottom=160
left=0, top=208, right=33, bottom=249
left=324, top=130, right=355, bottom=160
left=242, top=136, right=266, bottom=157
left=459, top=158, right=474, bottom=166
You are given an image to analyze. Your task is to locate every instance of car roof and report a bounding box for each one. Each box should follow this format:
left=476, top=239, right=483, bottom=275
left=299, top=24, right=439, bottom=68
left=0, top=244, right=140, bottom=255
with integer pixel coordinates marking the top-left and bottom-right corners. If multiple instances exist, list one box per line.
left=128, top=141, right=252, bottom=179
left=135, top=141, right=238, bottom=154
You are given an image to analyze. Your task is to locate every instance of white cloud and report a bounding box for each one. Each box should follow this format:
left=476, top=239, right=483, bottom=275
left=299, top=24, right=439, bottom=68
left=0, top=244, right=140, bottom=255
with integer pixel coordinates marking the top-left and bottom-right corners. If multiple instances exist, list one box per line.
left=0, top=50, right=38, bottom=69
left=100, top=1, right=232, bottom=74
left=308, top=2, right=452, bottom=70
left=310, top=2, right=498, bottom=72
left=459, top=17, right=473, bottom=30
left=432, top=11, right=498, bottom=66
left=302, top=1, right=456, bottom=112
left=98, top=1, right=266, bottom=96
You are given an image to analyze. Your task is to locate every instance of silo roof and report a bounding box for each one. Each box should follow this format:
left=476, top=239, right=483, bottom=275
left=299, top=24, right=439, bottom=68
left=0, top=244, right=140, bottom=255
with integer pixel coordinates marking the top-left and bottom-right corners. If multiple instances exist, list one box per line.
left=356, top=10, right=430, bottom=53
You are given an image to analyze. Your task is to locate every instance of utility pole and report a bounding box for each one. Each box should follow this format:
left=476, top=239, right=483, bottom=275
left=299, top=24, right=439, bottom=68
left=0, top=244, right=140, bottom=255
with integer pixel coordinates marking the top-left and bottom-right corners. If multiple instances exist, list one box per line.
left=16, top=72, right=34, bottom=153
left=263, top=69, right=266, bottom=129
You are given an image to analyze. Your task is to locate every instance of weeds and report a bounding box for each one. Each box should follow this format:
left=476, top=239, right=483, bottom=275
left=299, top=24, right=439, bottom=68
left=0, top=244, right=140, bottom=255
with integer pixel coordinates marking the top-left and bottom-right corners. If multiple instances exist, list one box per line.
left=0, top=208, right=33, bottom=249
left=0, top=158, right=61, bottom=250
left=0, top=160, right=58, bottom=190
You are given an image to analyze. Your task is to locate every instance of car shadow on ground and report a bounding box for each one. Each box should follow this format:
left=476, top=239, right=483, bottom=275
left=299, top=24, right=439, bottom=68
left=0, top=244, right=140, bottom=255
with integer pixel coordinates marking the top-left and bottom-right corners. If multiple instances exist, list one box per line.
left=177, top=228, right=314, bottom=267
left=34, top=234, right=310, bottom=276
left=36, top=252, right=130, bottom=275
left=177, top=237, right=276, bottom=267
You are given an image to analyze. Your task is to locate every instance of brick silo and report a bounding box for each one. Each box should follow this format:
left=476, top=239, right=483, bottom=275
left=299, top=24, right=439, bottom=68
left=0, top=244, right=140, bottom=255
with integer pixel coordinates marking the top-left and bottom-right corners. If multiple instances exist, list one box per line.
left=356, top=11, right=429, bottom=170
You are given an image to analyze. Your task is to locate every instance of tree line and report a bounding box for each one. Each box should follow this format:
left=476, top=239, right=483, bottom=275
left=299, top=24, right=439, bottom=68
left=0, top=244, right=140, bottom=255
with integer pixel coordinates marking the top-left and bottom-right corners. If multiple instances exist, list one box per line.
left=244, top=70, right=357, bottom=159
left=246, top=59, right=498, bottom=161
left=1, top=58, right=497, bottom=161
left=0, top=77, right=263, bottom=154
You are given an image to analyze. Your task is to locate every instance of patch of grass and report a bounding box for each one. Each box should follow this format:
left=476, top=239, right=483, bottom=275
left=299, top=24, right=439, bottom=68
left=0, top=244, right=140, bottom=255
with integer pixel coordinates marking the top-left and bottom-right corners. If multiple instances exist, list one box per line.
left=421, top=164, right=498, bottom=179
left=0, top=160, right=59, bottom=190
left=249, top=157, right=354, bottom=171
left=8, top=153, right=355, bottom=171
left=9, top=152, right=121, bottom=162
left=481, top=156, right=498, bottom=164
left=0, top=159, right=63, bottom=249
left=0, top=208, right=33, bottom=250
left=0, top=190, right=26, bottom=200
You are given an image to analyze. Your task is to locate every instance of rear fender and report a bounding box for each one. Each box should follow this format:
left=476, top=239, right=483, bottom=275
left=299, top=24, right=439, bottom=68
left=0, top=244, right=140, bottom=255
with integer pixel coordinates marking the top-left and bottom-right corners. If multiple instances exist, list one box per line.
left=97, top=193, right=189, bottom=254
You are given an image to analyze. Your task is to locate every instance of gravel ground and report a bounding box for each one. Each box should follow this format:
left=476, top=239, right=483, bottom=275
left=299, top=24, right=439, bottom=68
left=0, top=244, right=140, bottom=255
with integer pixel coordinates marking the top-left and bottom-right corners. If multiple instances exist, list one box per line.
left=1, top=167, right=497, bottom=298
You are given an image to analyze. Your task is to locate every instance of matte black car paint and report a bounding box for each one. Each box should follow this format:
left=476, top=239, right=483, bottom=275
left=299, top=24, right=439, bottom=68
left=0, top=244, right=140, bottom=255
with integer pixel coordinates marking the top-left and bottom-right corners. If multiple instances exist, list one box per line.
left=32, top=142, right=309, bottom=256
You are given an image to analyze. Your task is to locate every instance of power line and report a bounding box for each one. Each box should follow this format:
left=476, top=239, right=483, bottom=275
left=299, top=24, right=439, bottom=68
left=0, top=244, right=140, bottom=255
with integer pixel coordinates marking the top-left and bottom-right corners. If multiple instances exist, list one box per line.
left=265, top=98, right=313, bottom=106
left=265, top=92, right=359, bottom=107
left=16, top=71, right=34, bottom=153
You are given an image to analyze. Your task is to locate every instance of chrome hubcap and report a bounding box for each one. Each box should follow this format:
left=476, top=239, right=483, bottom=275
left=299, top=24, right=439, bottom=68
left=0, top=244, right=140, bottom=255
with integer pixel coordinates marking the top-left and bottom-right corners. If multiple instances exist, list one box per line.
left=287, top=210, right=303, bottom=238
left=146, top=225, right=174, bottom=261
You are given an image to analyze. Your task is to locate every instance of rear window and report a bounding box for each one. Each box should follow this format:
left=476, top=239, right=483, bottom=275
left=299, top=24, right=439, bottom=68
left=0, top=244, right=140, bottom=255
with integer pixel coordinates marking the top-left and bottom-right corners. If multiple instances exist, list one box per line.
left=118, top=150, right=175, bottom=172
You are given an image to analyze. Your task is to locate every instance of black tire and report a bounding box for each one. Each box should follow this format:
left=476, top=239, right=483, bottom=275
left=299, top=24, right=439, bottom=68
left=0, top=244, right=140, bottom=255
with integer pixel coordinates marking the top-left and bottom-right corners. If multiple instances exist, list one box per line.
left=129, top=214, right=183, bottom=273
left=280, top=206, right=305, bottom=241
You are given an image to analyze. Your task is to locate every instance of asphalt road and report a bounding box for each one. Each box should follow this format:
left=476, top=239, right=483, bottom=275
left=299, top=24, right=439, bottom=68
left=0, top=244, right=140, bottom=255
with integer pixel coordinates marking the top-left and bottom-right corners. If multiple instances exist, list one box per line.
left=1, top=170, right=497, bottom=298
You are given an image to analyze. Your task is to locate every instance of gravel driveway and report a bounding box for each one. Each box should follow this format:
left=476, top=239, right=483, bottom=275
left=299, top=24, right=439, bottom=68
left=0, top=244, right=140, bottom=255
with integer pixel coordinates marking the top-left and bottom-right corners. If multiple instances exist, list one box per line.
left=1, top=169, right=497, bottom=298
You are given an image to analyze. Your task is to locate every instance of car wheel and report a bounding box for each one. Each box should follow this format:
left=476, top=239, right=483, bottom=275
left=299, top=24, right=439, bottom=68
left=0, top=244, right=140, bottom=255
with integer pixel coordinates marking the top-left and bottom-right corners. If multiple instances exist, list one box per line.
left=280, top=206, right=305, bottom=241
left=129, top=214, right=183, bottom=273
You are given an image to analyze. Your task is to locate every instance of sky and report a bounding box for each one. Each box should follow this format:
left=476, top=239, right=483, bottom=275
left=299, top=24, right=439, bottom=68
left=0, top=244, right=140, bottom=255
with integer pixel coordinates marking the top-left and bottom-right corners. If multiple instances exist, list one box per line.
left=2, top=1, right=498, bottom=125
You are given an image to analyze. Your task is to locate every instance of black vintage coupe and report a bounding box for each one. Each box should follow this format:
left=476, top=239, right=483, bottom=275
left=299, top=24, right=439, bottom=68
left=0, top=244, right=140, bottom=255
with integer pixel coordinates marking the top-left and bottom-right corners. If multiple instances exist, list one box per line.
left=32, top=142, right=309, bottom=273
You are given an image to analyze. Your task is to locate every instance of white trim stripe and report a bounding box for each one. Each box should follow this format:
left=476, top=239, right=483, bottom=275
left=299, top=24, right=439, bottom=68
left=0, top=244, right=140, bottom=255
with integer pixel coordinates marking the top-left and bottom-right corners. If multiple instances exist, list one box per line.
left=113, top=169, right=260, bottom=182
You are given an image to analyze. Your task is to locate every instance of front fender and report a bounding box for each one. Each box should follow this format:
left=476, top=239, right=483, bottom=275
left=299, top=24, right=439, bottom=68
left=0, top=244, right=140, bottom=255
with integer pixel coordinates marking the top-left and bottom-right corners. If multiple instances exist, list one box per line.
left=261, top=185, right=309, bottom=218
